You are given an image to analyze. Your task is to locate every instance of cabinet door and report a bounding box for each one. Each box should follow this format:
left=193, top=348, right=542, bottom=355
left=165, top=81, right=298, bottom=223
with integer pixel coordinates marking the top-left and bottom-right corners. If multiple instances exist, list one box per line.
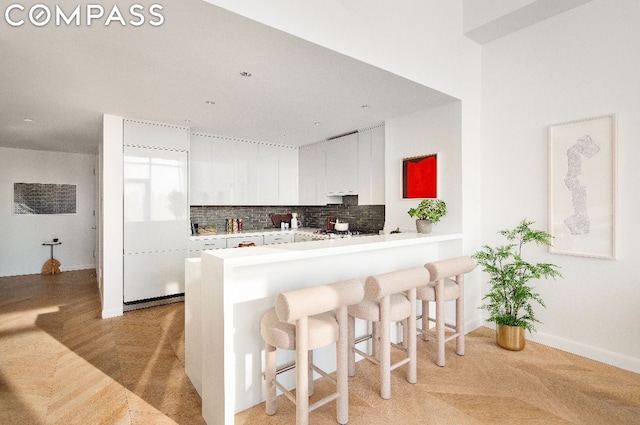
left=357, top=129, right=373, bottom=205
left=263, top=232, right=293, bottom=245
left=278, top=147, right=299, bottom=205
left=236, top=141, right=259, bottom=205
left=257, top=144, right=280, bottom=205
left=370, top=126, right=385, bottom=204
left=190, top=136, right=213, bottom=205
left=225, top=235, right=264, bottom=248
left=325, top=133, right=358, bottom=196
left=299, top=144, right=318, bottom=205
left=211, top=137, right=236, bottom=204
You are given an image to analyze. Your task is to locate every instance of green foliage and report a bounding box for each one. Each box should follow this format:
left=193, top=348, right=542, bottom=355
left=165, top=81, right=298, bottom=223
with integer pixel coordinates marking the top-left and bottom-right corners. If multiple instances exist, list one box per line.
left=407, top=199, right=447, bottom=223
left=472, top=219, right=562, bottom=333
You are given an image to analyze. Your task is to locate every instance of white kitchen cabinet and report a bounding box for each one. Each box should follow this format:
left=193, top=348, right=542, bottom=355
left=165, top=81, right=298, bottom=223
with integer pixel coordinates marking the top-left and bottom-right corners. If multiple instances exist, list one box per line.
left=211, top=136, right=237, bottom=205
left=257, top=143, right=280, bottom=205
left=236, top=141, right=259, bottom=205
left=189, top=136, right=213, bottom=205
left=298, top=143, right=319, bottom=205
left=263, top=232, right=293, bottom=245
left=188, top=237, right=227, bottom=257
left=190, top=133, right=297, bottom=206
left=357, top=125, right=385, bottom=205
left=370, top=125, right=385, bottom=204
left=225, top=235, right=264, bottom=248
left=278, top=146, right=299, bottom=205
left=325, top=132, right=358, bottom=196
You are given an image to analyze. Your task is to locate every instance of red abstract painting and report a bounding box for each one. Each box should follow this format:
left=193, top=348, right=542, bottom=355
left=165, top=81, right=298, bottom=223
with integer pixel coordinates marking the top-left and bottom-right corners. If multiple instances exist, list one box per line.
left=403, top=154, right=437, bottom=198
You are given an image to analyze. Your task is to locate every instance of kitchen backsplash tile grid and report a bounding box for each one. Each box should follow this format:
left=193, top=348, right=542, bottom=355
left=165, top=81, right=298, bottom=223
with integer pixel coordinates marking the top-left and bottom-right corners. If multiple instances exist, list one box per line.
left=190, top=205, right=384, bottom=234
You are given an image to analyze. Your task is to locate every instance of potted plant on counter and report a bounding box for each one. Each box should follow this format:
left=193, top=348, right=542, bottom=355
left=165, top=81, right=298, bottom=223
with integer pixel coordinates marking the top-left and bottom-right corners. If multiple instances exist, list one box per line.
left=472, top=219, right=562, bottom=351
left=407, top=198, right=447, bottom=234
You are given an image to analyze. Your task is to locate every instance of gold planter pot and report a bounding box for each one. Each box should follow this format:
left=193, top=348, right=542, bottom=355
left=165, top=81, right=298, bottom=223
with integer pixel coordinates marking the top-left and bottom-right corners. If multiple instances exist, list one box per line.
left=496, top=324, right=525, bottom=351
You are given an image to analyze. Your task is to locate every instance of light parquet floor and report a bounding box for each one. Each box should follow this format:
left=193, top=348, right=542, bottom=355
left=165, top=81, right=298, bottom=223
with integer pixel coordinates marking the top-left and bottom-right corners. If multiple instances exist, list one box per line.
left=1, top=270, right=639, bottom=424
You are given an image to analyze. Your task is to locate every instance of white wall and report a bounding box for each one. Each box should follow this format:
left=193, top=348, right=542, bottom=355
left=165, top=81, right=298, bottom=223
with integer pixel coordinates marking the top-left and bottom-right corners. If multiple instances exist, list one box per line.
left=385, top=101, right=463, bottom=235
left=481, top=0, right=640, bottom=372
left=99, top=114, right=124, bottom=318
left=0, top=147, right=96, bottom=276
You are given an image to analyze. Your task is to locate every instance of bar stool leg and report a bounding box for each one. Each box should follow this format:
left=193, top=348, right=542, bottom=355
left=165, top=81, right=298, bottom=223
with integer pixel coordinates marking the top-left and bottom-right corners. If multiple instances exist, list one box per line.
left=456, top=275, right=465, bottom=356
left=265, top=343, right=277, bottom=415
left=348, top=315, right=356, bottom=377
left=407, top=288, right=417, bottom=384
left=379, top=296, right=391, bottom=400
left=296, top=317, right=309, bottom=425
left=421, top=300, right=430, bottom=341
left=435, top=279, right=446, bottom=367
left=336, top=307, right=349, bottom=424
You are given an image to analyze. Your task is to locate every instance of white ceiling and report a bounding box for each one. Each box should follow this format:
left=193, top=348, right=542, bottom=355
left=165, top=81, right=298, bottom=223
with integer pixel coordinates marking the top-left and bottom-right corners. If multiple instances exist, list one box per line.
left=0, top=0, right=456, bottom=155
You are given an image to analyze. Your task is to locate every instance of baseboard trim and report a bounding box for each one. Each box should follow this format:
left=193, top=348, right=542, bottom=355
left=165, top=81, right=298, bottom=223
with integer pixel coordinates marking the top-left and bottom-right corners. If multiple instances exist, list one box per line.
left=473, top=321, right=640, bottom=374
left=530, top=331, right=640, bottom=374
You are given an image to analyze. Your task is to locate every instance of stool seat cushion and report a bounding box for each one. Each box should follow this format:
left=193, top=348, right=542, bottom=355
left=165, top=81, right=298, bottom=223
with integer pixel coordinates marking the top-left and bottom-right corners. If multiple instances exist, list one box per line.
left=260, top=308, right=339, bottom=351
left=348, top=293, right=411, bottom=322
left=416, top=278, right=460, bottom=302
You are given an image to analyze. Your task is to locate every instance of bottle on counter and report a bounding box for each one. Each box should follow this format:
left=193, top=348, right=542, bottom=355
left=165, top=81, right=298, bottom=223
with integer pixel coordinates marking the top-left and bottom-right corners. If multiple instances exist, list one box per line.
left=226, top=218, right=232, bottom=233
left=238, top=218, right=243, bottom=231
left=232, top=218, right=239, bottom=232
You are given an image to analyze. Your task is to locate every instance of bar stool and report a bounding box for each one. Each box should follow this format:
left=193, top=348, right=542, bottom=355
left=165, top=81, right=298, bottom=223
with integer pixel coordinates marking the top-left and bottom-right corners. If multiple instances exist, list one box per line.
left=347, top=267, right=430, bottom=400
left=260, top=279, right=364, bottom=425
left=418, top=256, right=476, bottom=367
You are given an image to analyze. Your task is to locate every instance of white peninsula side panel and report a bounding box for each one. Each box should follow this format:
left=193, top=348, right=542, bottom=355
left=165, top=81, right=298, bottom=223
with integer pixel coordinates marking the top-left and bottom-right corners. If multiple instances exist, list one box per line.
left=186, top=232, right=463, bottom=425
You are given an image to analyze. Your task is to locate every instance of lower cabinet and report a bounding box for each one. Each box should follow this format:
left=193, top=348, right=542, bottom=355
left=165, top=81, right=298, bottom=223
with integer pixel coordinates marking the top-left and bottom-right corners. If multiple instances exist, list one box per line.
left=225, top=235, right=264, bottom=248
left=188, top=238, right=227, bottom=257
left=263, top=232, right=293, bottom=245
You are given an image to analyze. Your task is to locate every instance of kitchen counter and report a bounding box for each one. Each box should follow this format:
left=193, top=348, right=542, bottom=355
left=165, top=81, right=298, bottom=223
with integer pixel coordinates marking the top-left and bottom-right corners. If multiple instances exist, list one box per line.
left=190, top=227, right=320, bottom=240
left=185, top=231, right=463, bottom=425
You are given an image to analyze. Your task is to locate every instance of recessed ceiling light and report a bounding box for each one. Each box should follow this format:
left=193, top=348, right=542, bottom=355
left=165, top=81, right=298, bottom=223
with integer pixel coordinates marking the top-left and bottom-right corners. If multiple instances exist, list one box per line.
left=184, top=119, right=191, bottom=123
left=205, top=100, right=216, bottom=105
left=361, top=104, right=370, bottom=109
left=239, top=71, right=252, bottom=77
left=314, top=122, right=321, bottom=126
left=23, top=118, right=34, bottom=122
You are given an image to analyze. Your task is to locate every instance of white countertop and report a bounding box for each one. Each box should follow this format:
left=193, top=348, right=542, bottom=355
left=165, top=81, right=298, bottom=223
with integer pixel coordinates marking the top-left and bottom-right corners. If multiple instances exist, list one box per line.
left=202, top=231, right=463, bottom=265
left=190, top=227, right=318, bottom=240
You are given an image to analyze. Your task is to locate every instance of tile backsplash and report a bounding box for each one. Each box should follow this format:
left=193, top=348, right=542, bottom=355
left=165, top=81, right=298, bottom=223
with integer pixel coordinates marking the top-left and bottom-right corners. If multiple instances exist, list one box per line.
left=190, top=204, right=385, bottom=234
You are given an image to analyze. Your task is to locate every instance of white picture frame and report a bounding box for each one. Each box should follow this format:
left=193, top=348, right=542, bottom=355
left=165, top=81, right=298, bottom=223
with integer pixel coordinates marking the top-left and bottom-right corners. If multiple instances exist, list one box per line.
left=548, top=114, right=616, bottom=259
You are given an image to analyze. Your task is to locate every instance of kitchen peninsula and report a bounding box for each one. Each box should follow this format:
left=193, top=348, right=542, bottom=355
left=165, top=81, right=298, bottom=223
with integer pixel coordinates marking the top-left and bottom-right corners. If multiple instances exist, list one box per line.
left=185, top=231, right=462, bottom=425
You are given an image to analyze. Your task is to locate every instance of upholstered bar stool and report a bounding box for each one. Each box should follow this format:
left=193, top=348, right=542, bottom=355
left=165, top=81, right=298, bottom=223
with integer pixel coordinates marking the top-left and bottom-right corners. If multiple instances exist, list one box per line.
left=347, top=267, right=430, bottom=400
left=260, top=279, right=364, bottom=425
left=418, top=256, right=476, bottom=367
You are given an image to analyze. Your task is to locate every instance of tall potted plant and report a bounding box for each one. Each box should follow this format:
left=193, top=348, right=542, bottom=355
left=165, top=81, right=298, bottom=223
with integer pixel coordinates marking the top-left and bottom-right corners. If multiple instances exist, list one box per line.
left=407, top=199, right=447, bottom=234
left=472, top=219, right=562, bottom=350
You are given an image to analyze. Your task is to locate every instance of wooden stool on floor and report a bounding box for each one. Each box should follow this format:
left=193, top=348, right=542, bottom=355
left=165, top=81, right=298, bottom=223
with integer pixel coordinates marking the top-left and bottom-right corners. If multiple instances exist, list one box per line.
left=260, top=279, right=364, bottom=425
left=418, top=256, right=476, bottom=367
left=347, top=267, right=430, bottom=399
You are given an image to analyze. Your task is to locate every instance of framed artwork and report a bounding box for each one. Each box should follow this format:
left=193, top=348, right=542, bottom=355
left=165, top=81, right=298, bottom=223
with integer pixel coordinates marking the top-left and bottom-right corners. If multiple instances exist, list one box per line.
left=403, top=153, right=437, bottom=198
left=13, top=183, right=77, bottom=215
left=548, top=114, right=616, bottom=259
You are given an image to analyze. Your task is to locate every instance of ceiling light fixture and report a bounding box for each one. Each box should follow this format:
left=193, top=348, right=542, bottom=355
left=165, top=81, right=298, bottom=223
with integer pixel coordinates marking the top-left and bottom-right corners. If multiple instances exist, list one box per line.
left=239, top=71, right=252, bottom=77
left=23, top=118, right=34, bottom=122
left=314, top=122, right=321, bottom=126
left=205, top=100, right=216, bottom=105
left=361, top=104, right=370, bottom=109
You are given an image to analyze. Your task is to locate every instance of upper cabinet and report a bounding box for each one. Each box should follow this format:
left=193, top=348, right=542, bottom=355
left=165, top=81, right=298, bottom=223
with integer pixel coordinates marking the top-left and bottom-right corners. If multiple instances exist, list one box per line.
left=325, top=132, right=358, bottom=196
left=190, top=133, right=298, bottom=206
left=298, top=125, right=384, bottom=205
left=357, top=125, right=385, bottom=205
